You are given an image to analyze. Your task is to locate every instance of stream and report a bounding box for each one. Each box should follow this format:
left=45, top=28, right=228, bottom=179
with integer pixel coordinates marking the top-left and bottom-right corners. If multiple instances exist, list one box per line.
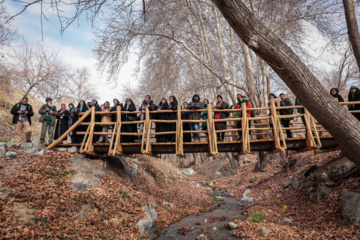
left=157, top=189, right=247, bottom=240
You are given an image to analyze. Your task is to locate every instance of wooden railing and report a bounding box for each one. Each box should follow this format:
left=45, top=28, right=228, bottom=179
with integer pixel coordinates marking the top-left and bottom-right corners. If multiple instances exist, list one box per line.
left=46, top=100, right=360, bottom=157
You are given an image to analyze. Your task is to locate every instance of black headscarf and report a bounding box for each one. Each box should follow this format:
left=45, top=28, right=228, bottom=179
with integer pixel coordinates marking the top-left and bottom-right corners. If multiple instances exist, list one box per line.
left=125, top=99, right=136, bottom=111
left=269, top=93, right=277, bottom=99
left=76, top=100, right=89, bottom=112
left=330, top=88, right=344, bottom=102
left=348, top=87, right=360, bottom=102
left=169, top=96, right=178, bottom=110
left=192, top=94, right=200, bottom=102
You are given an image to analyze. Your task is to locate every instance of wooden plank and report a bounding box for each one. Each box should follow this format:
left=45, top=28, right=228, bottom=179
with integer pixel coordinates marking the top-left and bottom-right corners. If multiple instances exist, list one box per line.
left=241, top=102, right=249, bottom=153
left=79, top=124, right=91, bottom=154
left=270, top=100, right=281, bottom=149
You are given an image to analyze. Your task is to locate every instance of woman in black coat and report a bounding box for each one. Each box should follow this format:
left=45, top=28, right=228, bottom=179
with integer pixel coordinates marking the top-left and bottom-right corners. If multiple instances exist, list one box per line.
left=110, top=98, right=123, bottom=122
left=330, top=88, right=344, bottom=102
left=74, top=100, right=89, bottom=143
left=122, top=99, right=138, bottom=143
left=54, top=103, right=70, bottom=142
left=155, top=98, right=170, bottom=142
left=348, top=86, right=360, bottom=121
left=181, top=102, right=192, bottom=142
left=214, top=95, right=228, bottom=142
left=169, top=96, right=178, bottom=142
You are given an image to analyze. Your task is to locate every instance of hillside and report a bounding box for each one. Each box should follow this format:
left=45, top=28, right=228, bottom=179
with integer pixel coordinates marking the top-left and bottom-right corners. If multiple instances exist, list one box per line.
left=0, top=85, right=43, bottom=142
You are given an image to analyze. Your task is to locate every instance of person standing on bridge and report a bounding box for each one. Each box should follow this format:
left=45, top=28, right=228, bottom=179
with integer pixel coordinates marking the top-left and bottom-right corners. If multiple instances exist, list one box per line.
left=39, top=97, right=57, bottom=144
left=214, top=95, right=229, bottom=142
left=10, top=97, right=34, bottom=147
left=74, top=100, right=89, bottom=143
left=348, top=86, right=360, bottom=121
left=97, top=101, right=112, bottom=144
left=110, top=98, right=123, bottom=123
left=169, top=96, right=179, bottom=142
left=279, top=93, right=293, bottom=138
left=187, top=94, right=204, bottom=142
left=91, top=99, right=102, bottom=143
left=182, top=102, right=192, bottom=142
left=54, top=103, right=70, bottom=144
left=236, top=95, right=252, bottom=141
left=330, top=88, right=344, bottom=102
left=202, top=99, right=209, bottom=136
left=122, top=99, right=137, bottom=143
left=137, top=95, right=155, bottom=142
left=154, top=98, right=170, bottom=142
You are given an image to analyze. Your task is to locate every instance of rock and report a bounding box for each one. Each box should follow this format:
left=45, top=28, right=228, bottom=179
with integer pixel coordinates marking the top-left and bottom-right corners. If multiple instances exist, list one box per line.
left=162, top=202, right=174, bottom=207
left=259, top=227, right=272, bottom=234
left=340, top=190, right=360, bottom=225
left=32, top=142, right=43, bottom=149
left=46, top=150, right=53, bottom=153
left=67, top=146, right=78, bottom=153
left=0, top=142, right=6, bottom=147
left=37, top=150, right=45, bottom=156
left=229, top=192, right=235, bottom=197
left=133, top=163, right=139, bottom=170
left=20, top=143, right=32, bottom=148
left=284, top=176, right=293, bottom=188
left=5, top=152, right=16, bottom=158
left=212, top=227, right=218, bottom=232
left=132, top=169, right=137, bottom=176
left=214, top=171, right=221, bottom=178
left=6, top=142, right=15, bottom=148
left=25, top=147, right=38, bottom=154
left=143, top=205, right=157, bottom=220
left=228, top=222, right=239, bottom=229
left=57, top=147, right=67, bottom=152
left=136, top=219, right=158, bottom=240
left=0, top=146, right=6, bottom=155
left=71, top=176, right=101, bottom=191
left=284, top=218, right=294, bottom=223
left=292, top=181, right=299, bottom=190
left=240, top=189, right=256, bottom=206
left=181, top=168, right=194, bottom=175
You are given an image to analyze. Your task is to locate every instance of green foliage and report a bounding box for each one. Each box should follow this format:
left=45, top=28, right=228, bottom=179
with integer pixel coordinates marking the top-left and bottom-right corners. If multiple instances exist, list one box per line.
left=248, top=212, right=265, bottom=223
left=44, top=168, right=76, bottom=179
left=31, top=216, right=49, bottom=227
left=212, top=196, right=218, bottom=202
left=137, top=236, right=146, bottom=240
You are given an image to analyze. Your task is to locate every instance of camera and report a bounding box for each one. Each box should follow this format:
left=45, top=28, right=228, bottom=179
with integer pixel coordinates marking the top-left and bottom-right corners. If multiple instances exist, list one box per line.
left=21, top=110, right=26, bottom=114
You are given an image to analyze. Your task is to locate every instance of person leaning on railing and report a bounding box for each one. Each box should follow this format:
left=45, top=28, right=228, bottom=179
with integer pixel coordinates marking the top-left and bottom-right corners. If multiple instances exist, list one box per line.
left=235, top=94, right=252, bottom=141
left=187, top=94, right=204, bottom=142
left=97, top=101, right=112, bottom=144
left=330, top=88, right=344, bottom=102
left=122, top=99, right=137, bottom=143
left=279, top=93, right=293, bottom=138
left=348, top=86, right=360, bottom=121
left=154, top=98, right=170, bottom=142
left=169, top=96, right=179, bottom=142
left=214, top=95, right=229, bottom=142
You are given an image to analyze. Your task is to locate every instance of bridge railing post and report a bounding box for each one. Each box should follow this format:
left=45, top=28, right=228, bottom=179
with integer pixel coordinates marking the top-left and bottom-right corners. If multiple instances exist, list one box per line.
left=176, top=104, right=183, bottom=156
left=144, top=106, right=152, bottom=154
left=241, top=102, right=250, bottom=153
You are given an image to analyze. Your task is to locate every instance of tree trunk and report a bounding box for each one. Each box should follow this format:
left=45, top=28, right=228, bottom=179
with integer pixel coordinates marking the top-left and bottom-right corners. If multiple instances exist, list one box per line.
left=211, top=0, right=360, bottom=168
left=343, top=0, right=360, bottom=71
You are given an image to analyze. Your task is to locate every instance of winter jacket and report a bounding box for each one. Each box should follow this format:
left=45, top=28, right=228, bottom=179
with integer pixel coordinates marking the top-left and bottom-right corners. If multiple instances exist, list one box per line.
left=236, top=99, right=252, bottom=118
left=101, top=108, right=112, bottom=122
left=330, top=88, right=344, bottom=102
left=348, top=87, right=360, bottom=110
left=38, top=104, right=57, bottom=125
left=139, top=100, right=156, bottom=120
left=295, top=98, right=304, bottom=114
left=10, top=102, right=34, bottom=125
left=169, top=96, right=179, bottom=120
left=187, top=94, right=204, bottom=120
left=279, top=98, right=293, bottom=115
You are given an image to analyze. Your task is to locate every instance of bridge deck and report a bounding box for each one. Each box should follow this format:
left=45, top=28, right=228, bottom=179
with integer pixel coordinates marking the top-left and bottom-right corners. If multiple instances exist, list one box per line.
left=47, top=101, right=358, bottom=157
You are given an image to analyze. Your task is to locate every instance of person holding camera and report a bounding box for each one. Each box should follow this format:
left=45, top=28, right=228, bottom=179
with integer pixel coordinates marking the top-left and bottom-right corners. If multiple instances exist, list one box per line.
left=54, top=103, right=70, bottom=143
left=10, top=96, right=34, bottom=147
left=38, top=97, right=57, bottom=144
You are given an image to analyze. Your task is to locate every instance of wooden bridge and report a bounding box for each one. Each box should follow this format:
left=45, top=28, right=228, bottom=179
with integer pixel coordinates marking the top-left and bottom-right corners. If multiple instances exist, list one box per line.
left=47, top=100, right=360, bottom=157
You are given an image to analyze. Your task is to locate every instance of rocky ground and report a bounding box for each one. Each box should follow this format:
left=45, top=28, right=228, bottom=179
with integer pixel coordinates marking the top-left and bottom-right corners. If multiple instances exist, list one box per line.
left=0, top=142, right=359, bottom=239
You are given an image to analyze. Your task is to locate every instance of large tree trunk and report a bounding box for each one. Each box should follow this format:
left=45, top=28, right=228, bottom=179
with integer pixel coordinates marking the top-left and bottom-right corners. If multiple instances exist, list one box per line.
left=343, top=0, right=360, bottom=71
left=211, top=0, right=360, bottom=168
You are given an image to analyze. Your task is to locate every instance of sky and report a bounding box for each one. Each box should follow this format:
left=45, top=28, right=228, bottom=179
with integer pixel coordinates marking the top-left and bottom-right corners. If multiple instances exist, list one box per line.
left=3, top=0, right=138, bottom=104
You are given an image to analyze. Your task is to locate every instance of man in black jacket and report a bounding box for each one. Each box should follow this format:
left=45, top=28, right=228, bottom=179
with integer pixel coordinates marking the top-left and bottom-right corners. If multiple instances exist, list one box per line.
left=279, top=93, right=293, bottom=138
left=10, top=97, right=34, bottom=147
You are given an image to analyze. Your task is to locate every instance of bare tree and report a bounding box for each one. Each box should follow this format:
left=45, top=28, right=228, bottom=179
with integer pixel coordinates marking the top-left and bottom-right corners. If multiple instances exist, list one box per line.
left=10, top=42, right=68, bottom=99
left=68, top=67, right=99, bottom=104
left=343, top=0, right=360, bottom=70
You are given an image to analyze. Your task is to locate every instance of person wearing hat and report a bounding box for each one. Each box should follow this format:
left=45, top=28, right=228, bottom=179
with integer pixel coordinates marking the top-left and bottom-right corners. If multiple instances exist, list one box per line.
left=10, top=96, right=34, bottom=147
left=38, top=97, right=57, bottom=144
left=187, top=94, right=204, bottom=142
left=348, top=86, right=360, bottom=121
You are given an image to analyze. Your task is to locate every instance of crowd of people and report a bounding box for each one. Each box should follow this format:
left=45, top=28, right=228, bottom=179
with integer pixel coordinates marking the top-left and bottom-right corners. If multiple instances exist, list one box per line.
left=10, top=86, right=360, bottom=147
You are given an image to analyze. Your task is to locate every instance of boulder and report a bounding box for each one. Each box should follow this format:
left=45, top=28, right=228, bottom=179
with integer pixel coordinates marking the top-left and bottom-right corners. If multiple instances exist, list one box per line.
left=0, top=146, right=6, bottom=155
left=143, top=204, right=157, bottom=220
left=32, top=143, right=43, bottom=149
left=20, top=143, right=32, bottom=148
left=67, top=146, right=77, bottom=153
left=6, top=142, right=15, bottom=148
left=71, top=176, right=101, bottom=191
left=136, top=219, right=159, bottom=240
left=228, top=222, right=239, bottom=229
left=340, top=190, right=360, bottom=225
left=305, top=157, right=356, bottom=202
left=181, top=168, right=194, bottom=175
left=259, top=227, right=272, bottom=234
left=5, top=152, right=16, bottom=158
left=25, top=147, right=38, bottom=154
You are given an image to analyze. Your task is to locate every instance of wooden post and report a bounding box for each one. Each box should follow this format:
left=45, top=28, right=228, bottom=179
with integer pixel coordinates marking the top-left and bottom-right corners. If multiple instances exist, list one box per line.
left=145, top=106, right=152, bottom=154
left=304, top=108, right=316, bottom=148
left=109, top=105, right=121, bottom=155
left=270, top=100, right=281, bottom=150
left=46, top=107, right=92, bottom=150
left=310, top=116, right=322, bottom=148
left=241, top=102, right=249, bottom=153
left=176, top=104, right=183, bottom=156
